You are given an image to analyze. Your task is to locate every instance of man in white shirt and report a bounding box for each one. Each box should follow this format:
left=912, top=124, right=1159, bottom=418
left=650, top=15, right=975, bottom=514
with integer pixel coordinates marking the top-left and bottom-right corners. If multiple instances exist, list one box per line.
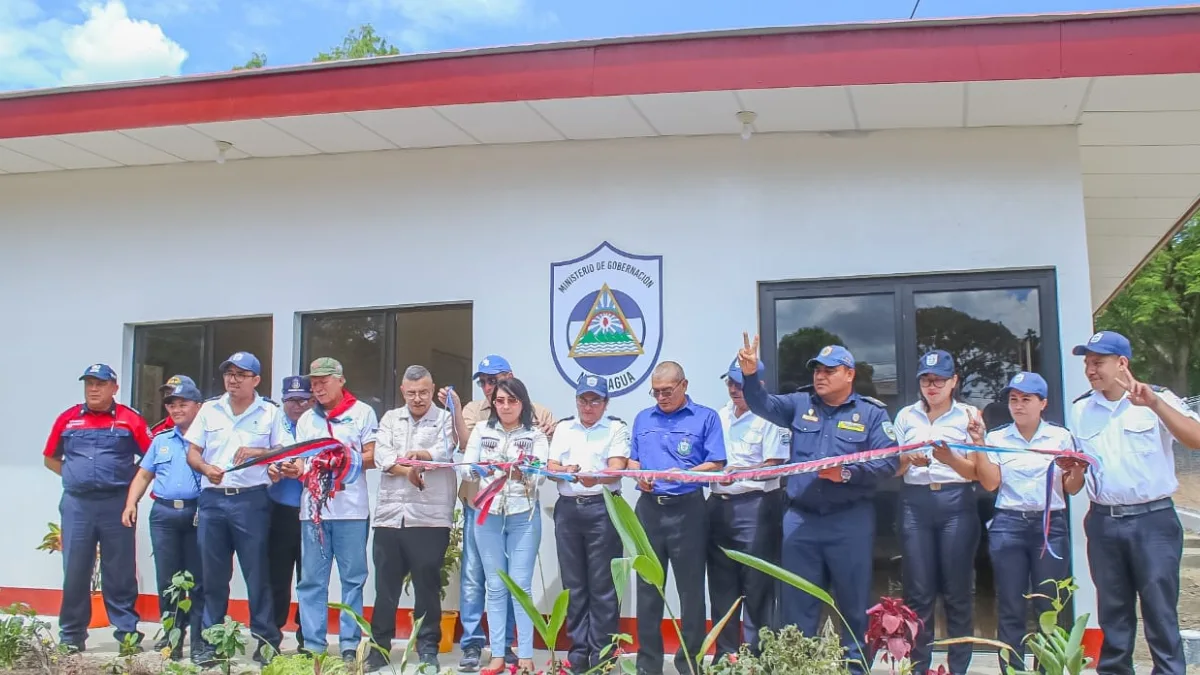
left=184, top=351, right=284, bottom=666
left=1070, top=331, right=1200, bottom=675
left=284, top=357, right=377, bottom=661
left=547, top=374, right=630, bottom=674
left=365, top=365, right=456, bottom=673
left=708, top=358, right=788, bottom=662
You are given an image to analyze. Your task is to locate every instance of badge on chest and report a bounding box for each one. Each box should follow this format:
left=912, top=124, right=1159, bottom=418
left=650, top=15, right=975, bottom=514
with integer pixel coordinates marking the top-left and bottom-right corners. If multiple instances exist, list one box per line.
left=837, top=420, right=866, bottom=433
left=677, top=439, right=692, bottom=456
left=802, top=408, right=819, bottom=423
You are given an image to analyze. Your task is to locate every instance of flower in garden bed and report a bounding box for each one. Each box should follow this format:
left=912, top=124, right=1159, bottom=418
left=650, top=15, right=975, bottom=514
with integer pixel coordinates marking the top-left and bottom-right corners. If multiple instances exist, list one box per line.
left=866, top=596, right=922, bottom=670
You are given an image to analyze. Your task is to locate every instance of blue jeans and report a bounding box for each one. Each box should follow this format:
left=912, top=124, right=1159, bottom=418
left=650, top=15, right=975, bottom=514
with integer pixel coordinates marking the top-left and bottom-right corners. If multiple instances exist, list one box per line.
left=461, top=503, right=516, bottom=652
left=474, top=507, right=541, bottom=659
left=297, top=519, right=369, bottom=654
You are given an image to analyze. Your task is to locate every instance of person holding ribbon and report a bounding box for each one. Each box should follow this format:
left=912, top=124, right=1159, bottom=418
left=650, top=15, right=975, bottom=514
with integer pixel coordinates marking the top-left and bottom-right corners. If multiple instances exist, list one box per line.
left=546, top=373, right=630, bottom=674
left=266, top=375, right=311, bottom=651
left=737, top=336, right=895, bottom=675
left=966, top=371, right=1085, bottom=671
left=1070, top=330, right=1200, bottom=675
left=892, top=349, right=984, bottom=675
left=286, top=357, right=377, bottom=661
left=460, top=377, right=550, bottom=675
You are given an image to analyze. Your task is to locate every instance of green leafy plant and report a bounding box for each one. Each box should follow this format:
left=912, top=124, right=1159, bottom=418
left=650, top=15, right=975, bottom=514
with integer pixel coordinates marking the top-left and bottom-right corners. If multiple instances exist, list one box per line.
left=201, top=616, right=248, bottom=675
left=262, top=652, right=347, bottom=675
left=0, top=602, right=66, bottom=673
left=162, top=660, right=203, bottom=675
left=601, top=490, right=743, bottom=675
left=936, top=578, right=1090, bottom=675
left=329, top=601, right=417, bottom=674
left=155, top=571, right=195, bottom=658
left=707, top=623, right=848, bottom=674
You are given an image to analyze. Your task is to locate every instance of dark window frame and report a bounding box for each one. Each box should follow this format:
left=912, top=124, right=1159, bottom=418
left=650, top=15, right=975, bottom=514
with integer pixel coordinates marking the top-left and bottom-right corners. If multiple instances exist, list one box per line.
left=298, top=303, right=472, bottom=415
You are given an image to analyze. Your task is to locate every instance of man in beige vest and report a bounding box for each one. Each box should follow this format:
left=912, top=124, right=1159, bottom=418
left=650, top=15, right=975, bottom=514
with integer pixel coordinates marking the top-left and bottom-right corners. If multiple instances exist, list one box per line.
left=438, top=354, right=554, bottom=671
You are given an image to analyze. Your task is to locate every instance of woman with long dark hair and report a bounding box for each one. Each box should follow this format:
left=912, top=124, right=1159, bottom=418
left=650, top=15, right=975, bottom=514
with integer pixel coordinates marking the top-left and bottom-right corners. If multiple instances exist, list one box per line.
left=893, top=350, right=985, bottom=675
left=461, top=377, right=549, bottom=675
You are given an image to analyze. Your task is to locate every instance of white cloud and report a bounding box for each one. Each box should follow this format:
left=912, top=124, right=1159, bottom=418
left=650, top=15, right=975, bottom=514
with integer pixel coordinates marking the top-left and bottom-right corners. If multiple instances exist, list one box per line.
left=0, top=0, right=188, bottom=91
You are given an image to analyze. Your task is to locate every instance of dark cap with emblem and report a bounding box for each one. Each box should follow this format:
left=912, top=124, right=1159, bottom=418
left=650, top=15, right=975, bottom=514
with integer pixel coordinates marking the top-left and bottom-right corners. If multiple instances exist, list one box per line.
left=916, top=350, right=955, bottom=379
left=79, top=363, right=117, bottom=382
left=282, top=375, right=312, bottom=401
left=159, top=374, right=197, bottom=395
left=576, top=373, right=608, bottom=398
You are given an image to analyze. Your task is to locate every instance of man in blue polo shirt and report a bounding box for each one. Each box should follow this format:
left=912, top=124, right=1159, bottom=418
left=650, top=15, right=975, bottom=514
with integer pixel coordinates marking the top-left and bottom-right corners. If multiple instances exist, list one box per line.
left=121, top=380, right=205, bottom=660
left=737, top=335, right=897, bottom=675
left=628, top=361, right=725, bottom=675
left=266, top=375, right=311, bottom=650
left=43, top=363, right=152, bottom=653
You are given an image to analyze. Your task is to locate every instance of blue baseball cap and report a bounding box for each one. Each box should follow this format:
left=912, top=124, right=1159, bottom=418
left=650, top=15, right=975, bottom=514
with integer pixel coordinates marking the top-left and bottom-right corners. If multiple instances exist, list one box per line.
left=1072, top=331, right=1132, bottom=359
left=219, top=351, right=261, bottom=376
left=474, top=355, right=512, bottom=378
left=917, top=350, right=956, bottom=378
left=723, top=357, right=764, bottom=386
left=282, top=375, right=311, bottom=401
left=806, top=345, right=855, bottom=370
left=1001, top=371, right=1049, bottom=399
left=575, top=373, right=608, bottom=398
left=79, top=363, right=117, bottom=382
left=159, top=374, right=196, bottom=393
left=163, top=382, right=203, bottom=403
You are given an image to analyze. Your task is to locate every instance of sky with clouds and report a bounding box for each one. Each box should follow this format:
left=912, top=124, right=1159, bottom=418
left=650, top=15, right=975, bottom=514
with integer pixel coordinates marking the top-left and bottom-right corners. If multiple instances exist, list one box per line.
left=0, top=0, right=1193, bottom=93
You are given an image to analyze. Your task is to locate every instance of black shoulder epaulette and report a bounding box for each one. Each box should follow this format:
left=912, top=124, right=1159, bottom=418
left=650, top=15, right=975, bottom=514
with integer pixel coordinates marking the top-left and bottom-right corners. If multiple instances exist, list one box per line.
left=986, top=423, right=1007, bottom=433
left=795, top=384, right=815, bottom=393
left=1043, top=420, right=1067, bottom=429
left=557, top=416, right=576, bottom=424
left=860, top=395, right=888, bottom=409
left=606, top=415, right=624, bottom=423
left=153, top=427, right=174, bottom=437
left=263, top=398, right=279, bottom=407
left=1072, top=390, right=1092, bottom=403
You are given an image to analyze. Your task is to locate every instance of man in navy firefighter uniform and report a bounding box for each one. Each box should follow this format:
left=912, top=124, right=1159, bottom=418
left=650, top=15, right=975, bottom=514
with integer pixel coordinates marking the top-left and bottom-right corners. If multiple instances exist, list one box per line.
left=42, top=363, right=152, bottom=651
left=1070, top=330, right=1200, bottom=675
left=737, top=336, right=897, bottom=675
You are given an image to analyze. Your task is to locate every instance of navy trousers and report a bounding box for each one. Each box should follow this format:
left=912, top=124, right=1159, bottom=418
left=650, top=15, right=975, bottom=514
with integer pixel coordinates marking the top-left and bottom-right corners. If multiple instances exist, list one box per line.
left=900, top=483, right=980, bottom=675
left=149, top=499, right=205, bottom=653
left=707, top=490, right=780, bottom=662
left=554, top=494, right=624, bottom=672
left=988, top=509, right=1070, bottom=671
left=266, top=501, right=302, bottom=644
left=59, top=491, right=140, bottom=647
left=781, top=500, right=873, bottom=675
left=1085, top=504, right=1185, bottom=675
left=197, top=487, right=280, bottom=652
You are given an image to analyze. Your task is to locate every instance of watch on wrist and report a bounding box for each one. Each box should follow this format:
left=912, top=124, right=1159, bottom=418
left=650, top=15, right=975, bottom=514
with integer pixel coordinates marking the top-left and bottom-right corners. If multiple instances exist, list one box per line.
left=840, top=467, right=852, bottom=483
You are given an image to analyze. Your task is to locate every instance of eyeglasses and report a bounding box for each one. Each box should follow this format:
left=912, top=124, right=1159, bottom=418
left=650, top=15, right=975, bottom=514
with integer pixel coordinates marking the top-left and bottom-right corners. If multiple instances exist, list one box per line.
left=403, top=390, right=432, bottom=401
left=577, top=397, right=606, bottom=408
left=223, top=371, right=255, bottom=382
left=649, top=382, right=682, bottom=399
left=919, top=376, right=951, bottom=389
left=478, top=376, right=500, bottom=387
left=493, top=396, right=520, bottom=408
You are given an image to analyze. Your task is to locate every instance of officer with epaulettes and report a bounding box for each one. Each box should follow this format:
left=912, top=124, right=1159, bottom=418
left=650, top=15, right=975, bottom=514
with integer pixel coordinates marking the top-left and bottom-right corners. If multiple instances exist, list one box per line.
left=546, top=374, right=631, bottom=674
left=1069, top=330, right=1200, bottom=675
left=737, top=335, right=897, bottom=675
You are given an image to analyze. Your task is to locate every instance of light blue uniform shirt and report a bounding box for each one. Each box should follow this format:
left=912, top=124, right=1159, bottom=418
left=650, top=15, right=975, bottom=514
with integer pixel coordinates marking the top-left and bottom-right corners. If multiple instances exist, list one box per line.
left=140, top=426, right=202, bottom=501
left=268, top=416, right=303, bottom=507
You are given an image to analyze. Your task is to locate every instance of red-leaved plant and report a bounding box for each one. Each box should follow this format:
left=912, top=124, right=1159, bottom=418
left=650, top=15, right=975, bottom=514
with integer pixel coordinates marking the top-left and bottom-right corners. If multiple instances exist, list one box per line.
left=866, top=596, right=922, bottom=672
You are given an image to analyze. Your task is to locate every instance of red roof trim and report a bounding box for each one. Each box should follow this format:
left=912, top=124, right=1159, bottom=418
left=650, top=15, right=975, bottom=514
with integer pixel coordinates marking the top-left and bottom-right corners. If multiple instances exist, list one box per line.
left=2, top=11, right=1200, bottom=140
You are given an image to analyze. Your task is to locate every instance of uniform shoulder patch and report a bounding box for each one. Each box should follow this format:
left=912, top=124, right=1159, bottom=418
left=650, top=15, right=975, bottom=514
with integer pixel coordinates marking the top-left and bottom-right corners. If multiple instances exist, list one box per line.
left=557, top=416, right=576, bottom=424
left=263, top=397, right=279, bottom=407
left=153, top=427, right=174, bottom=437
left=1072, top=390, right=1092, bottom=403
left=606, top=415, right=624, bottom=423
left=860, top=395, right=888, bottom=409
left=986, top=424, right=1009, bottom=434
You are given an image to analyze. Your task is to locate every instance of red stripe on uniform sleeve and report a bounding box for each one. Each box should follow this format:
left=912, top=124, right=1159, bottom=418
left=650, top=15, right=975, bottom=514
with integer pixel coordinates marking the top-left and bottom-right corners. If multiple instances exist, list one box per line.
left=119, top=406, right=153, bottom=453
left=42, top=407, right=79, bottom=458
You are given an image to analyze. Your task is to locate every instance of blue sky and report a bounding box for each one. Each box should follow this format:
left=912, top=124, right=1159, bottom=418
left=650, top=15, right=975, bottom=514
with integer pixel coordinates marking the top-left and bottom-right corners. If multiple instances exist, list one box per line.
left=0, top=0, right=1192, bottom=92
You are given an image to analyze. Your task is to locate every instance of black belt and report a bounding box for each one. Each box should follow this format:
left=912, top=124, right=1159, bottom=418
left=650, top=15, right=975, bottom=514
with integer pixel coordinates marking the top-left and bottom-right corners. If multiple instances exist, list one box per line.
left=712, top=490, right=772, bottom=502
left=644, top=491, right=703, bottom=506
left=563, top=492, right=619, bottom=505
left=995, top=507, right=1066, bottom=520
left=903, top=482, right=973, bottom=493
left=154, top=497, right=198, bottom=509
left=1090, top=497, right=1173, bottom=518
left=205, top=485, right=267, bottom=497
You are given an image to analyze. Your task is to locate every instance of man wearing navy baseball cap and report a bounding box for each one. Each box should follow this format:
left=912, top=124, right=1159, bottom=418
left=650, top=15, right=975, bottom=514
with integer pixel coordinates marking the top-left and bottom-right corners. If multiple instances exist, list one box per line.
left=266, top=375, right=312, bottom=650
left=43, top=364, right=152, bottom=652
left=152, top=375, right=201, bottom=435
left=706, top=357, right=789, bottom=662
left=1069, top=330, right=1200, bottom=675
left=736, top=335, right=897, bottom=674
left=545, top=373, right=631, bottom=673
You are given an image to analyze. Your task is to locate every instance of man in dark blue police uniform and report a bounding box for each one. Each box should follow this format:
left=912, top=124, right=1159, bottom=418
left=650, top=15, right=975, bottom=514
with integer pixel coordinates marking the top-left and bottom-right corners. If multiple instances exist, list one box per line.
left=266, top=375, right=311, bottom=650
left=43, top=363, right=152, bottom=652
left=737, top=336, right=897, bottom=674
left=627, top=361, right=726, bottom=675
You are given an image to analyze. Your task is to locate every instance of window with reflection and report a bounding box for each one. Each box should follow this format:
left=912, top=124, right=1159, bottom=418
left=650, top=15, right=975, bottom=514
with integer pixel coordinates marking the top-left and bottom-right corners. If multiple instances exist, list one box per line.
left=300, top=304, right=472, bottom=417
left=132, top=317, right=273, bottom=426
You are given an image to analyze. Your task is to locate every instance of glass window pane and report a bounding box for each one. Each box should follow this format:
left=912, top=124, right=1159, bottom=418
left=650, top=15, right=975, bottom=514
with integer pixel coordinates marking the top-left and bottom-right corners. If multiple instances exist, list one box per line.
left=395, top=306, right=474, bottom=408
left=133, top=324, right=204, bottom=426
left=302, top=312, right=387, bottom=416
left=914, top=288, right=1041, bottom=428
left=211, top=317, right=274, bottom=400
left=774, top=294, right=899, bottom=414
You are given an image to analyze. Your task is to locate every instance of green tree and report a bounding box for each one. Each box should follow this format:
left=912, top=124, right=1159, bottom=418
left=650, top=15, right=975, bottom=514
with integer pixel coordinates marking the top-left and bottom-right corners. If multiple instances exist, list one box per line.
left=916, top=306, right=1024, bottom=402
left=776, top=326, right=879, bottom=398
left=233, top=52, right=267, bottom=70
left=313, top=24, right=400, bottom=62
left=1096, top=216, right=1200, bottom=394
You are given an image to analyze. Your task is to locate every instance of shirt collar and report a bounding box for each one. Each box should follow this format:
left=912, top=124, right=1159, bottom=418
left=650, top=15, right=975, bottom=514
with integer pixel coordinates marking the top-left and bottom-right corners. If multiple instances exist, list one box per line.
left=216, top=393, right=263, bottom=417
left=912, top=399, right=971, bottom=423
left=574, top=415, right=610, bottom=431
left=79, top=402, right=116, bottom=417
left=399, top=405, right=437, bottom=422
left=1090, top=390, right=1127, bottom=411
left=722, top=401, right=755, bottom=423
left=814, top=390, right=861, bottom=410
left=651, top=396, right=696, bottom=418
left=1003, top=420, right=1051, bottom=443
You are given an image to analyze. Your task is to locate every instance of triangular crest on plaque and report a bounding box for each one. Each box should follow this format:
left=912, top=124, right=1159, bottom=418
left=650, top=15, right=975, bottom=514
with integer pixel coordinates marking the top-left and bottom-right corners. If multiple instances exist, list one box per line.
left=568, top=283, right=645, bottom=358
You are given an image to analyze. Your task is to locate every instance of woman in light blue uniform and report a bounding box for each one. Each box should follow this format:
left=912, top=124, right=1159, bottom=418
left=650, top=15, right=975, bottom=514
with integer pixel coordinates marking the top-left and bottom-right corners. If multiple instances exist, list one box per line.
left=893, top=350, right=985, bottom=675
left=970, top=372, right=1086, bottom=670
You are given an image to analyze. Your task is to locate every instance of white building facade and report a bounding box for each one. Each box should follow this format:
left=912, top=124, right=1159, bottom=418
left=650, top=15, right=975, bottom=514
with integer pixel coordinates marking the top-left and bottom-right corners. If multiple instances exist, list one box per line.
left=3, top=6, right=1200, bottom=653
